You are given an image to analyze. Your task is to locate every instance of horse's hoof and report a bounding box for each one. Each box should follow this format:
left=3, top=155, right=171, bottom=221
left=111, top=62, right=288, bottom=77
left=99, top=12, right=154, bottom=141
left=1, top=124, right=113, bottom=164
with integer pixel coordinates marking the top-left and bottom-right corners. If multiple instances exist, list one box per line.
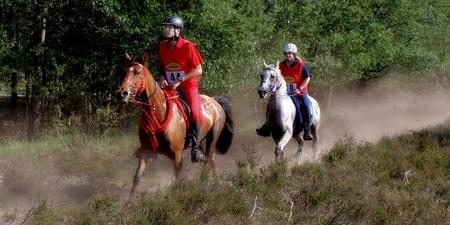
left=275, top=149, right=282, bottom=156
left=303, top=133, right=313, bottom=141
left=191, top=150, right=206, bottom=163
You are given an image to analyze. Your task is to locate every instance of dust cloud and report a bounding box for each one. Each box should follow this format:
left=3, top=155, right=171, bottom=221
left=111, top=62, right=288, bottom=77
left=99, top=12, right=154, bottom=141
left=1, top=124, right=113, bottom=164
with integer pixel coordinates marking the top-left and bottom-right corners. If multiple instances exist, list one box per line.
left=320, top=75, right=450, bottom=146
left=221, top=74, right=450, bottom=166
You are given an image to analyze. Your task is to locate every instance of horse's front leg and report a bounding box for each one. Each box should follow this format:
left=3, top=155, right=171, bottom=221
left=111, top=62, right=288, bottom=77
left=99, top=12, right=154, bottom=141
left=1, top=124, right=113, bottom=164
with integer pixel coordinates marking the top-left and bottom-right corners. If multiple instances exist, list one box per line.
left=171, top=140, right=184, bottom=180
left=275, top=147, right=284, bottom=161
left=172, top=144, right=185, bottom=180
left=130, top=158, right=148, bottom=195
left=274, top=129, right=292, bottom=161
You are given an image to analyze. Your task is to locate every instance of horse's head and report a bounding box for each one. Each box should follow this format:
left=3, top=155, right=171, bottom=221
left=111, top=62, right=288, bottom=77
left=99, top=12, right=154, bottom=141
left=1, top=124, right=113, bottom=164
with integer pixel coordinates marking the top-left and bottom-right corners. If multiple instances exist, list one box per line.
left=119, top=52, right=151, bottom=103
left=258, top=62, right=283, bottom=99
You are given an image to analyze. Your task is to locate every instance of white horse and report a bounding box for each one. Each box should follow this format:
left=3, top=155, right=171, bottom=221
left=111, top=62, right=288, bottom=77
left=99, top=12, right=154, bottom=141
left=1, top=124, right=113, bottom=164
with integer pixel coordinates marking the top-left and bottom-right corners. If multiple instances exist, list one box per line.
left=257, top=63, right=321, bottom=160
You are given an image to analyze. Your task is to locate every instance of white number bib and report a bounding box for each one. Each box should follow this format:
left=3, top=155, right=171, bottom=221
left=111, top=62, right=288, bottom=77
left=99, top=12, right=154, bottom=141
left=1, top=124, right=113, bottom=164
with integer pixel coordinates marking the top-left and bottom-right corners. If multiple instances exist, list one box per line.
left=287, top=83, right=297, bottom=94
left=165, top=71, right=185, bottom=85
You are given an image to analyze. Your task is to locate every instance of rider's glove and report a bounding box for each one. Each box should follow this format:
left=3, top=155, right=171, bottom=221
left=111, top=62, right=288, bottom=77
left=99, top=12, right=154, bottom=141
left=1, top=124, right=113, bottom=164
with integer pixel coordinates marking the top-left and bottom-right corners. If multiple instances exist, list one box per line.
left=295, top=88, right=304, bottom=95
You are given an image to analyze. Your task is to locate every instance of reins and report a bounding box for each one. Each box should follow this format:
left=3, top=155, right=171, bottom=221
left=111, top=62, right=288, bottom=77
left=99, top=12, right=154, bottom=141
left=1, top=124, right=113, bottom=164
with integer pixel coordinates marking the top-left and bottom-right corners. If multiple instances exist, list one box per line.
left=125, top=62, right=166, bottom=109
left=123, top=62, right=189, bottom=151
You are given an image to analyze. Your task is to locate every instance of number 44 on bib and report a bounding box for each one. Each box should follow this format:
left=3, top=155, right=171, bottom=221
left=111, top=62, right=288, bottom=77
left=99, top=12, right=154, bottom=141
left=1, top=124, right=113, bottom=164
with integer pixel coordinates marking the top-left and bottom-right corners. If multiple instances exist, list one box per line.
left=165, top=71, right=185, bottom=85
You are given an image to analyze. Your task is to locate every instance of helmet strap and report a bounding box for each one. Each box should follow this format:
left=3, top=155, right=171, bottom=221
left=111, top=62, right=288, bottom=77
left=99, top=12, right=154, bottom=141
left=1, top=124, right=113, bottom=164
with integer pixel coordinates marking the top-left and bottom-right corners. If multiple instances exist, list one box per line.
left=167, top=36, right=180, bottom=42
left=164, top=28, right=181, bottom=41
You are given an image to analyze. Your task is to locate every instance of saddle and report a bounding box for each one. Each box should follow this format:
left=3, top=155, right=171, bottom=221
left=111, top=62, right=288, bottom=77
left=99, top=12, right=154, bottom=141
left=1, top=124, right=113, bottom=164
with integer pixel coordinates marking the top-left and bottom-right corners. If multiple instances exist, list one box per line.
left=177, top=96, right=192, bottom=120
left=288, top=95, right=315, bottom=136
left=162, top=89, right=195, bottom=149
left=163, top=89, right=191, bottom=128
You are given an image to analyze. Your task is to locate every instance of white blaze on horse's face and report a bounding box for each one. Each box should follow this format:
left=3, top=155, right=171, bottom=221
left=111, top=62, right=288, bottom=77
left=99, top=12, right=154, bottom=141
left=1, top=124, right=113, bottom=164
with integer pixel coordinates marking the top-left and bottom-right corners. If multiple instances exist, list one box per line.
left=120, top=65, right=144, bottom=103
left=258, top=67, right=278, bottom=99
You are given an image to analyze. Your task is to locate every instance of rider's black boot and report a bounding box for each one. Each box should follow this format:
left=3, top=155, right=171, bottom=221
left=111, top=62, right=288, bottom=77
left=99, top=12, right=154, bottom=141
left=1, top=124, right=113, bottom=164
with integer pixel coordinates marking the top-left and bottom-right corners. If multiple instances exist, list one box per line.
left=191, top=122, right=205, bottom=163
left=303, top=124, right=313, bottom=141
left=256, top=124, right=271, bottom=137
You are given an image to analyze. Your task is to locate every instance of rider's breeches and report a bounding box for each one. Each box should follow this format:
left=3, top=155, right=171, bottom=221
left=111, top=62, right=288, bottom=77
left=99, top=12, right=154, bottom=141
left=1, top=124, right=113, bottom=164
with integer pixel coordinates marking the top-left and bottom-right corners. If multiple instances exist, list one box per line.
left=178, top=85, right=204, bottom=125
left=297, top=94, right=312, bottom=126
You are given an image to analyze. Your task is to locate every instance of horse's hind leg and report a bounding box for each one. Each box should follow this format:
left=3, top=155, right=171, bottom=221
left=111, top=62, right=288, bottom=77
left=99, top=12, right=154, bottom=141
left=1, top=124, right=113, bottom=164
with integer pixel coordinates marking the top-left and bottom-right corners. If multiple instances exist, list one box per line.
left=207, top=152, right=217, bottom=176
left=293, top=135, right=304, bottom=160
left=311, top=125, right=319, bottom=159
left=204, top=131, right=217, bottom=176
left=130, top=158, right=148, bottom=195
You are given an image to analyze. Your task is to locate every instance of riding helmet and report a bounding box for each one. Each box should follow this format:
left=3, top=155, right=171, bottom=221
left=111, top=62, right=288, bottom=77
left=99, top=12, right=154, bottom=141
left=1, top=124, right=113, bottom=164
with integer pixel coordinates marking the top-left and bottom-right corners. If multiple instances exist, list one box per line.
left=161, top=16, right=184, bottom=31
left=283, top=43, right=298, bottom=54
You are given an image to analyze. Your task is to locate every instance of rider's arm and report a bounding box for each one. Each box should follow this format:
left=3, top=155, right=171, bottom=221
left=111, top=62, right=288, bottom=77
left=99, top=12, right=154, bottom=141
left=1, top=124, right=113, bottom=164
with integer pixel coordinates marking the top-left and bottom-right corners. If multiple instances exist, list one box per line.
left=298, top=64, right=312, bottom=91
left=183, top=64, right=202, bottom=81
left=299, top=77, right=310, bottom=91
left=182, top=42, right=204, bottom=82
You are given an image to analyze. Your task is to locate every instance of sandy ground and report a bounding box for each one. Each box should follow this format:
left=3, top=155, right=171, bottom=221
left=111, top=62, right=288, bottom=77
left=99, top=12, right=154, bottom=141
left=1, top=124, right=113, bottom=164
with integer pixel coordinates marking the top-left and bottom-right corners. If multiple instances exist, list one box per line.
left=1, top=76, right=450, bottom=223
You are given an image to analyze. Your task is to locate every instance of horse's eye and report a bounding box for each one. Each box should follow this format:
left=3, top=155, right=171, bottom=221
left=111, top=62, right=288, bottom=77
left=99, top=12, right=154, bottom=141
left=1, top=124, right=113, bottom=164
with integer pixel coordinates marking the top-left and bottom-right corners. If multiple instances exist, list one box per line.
left=270, top=75, right=275, bottom=79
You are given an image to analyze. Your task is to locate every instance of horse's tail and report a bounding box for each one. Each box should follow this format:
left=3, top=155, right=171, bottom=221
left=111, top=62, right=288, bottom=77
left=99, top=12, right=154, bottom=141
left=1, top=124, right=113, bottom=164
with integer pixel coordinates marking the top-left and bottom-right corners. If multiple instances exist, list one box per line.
left=215, top=96, right=234, bottom=154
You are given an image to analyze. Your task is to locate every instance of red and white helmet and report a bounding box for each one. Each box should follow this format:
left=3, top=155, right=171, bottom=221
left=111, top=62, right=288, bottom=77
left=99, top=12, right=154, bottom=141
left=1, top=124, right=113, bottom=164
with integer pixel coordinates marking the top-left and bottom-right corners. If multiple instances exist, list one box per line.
left=283, top=43, right=297, bottom=54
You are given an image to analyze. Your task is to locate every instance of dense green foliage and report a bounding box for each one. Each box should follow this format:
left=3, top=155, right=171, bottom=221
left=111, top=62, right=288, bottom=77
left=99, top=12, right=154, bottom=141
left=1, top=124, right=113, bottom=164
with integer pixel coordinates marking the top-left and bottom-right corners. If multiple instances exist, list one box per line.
left=9, top=122, right=449, bottom=224
left=0, top=0, right=449, bottom=131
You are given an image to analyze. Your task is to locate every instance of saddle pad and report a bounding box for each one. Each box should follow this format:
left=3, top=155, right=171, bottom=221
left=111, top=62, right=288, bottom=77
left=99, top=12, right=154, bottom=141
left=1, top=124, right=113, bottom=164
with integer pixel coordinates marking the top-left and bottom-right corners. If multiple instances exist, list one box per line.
left=289, top=95, right=303, bottom=136
left=178, top=98, right=191, bottom=119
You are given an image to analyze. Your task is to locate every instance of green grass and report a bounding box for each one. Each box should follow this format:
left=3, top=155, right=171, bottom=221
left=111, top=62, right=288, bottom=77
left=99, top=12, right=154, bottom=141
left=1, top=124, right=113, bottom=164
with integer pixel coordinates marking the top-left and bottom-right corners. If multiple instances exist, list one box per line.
left=0, top=82, right=26, bottom=96
left=0, top=131, right=137, bottom=157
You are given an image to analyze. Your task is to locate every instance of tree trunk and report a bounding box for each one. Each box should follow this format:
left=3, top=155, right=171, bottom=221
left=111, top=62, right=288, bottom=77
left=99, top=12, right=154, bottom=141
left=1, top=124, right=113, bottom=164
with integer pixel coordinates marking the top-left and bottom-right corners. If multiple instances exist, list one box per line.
left=10, top=22, right=20, bottom=119
left=84, top=94, right=93, bottom=132
left=27, top=84, right=42, bottom=141
left=10, top=71, right=19, bottom=118
left=27, top=3, right=47, bottom=141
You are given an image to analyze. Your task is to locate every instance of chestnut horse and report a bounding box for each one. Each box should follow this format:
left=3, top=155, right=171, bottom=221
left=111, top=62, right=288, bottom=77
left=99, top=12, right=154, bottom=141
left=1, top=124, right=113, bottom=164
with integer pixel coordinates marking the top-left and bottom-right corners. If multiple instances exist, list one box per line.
left=119, top=52, right=234, bottom=194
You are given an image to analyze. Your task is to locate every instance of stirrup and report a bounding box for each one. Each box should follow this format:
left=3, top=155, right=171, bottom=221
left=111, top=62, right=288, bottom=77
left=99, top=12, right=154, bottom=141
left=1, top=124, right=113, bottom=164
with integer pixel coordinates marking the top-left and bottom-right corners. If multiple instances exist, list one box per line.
left=303, top=128, right=313, bottom=141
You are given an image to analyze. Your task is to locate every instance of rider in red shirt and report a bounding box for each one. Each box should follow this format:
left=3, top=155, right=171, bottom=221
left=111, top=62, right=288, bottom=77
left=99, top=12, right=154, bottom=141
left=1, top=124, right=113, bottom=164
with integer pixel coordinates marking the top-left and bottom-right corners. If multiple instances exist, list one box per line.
left=159, top=16, right=205, bottom=162
left=279, top=43, right=313, bottom=140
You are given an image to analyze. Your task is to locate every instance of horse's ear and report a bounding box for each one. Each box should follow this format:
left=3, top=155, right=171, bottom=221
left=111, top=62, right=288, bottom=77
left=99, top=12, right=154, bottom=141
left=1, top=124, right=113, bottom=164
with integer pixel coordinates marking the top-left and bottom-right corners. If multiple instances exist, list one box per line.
left=142, top=51, right=149, bottom=64
left=275, top=60, right=280, bottom=69
left=263, top=60, right=268, bottom=67
left=124, top=51, right=132, bottom=63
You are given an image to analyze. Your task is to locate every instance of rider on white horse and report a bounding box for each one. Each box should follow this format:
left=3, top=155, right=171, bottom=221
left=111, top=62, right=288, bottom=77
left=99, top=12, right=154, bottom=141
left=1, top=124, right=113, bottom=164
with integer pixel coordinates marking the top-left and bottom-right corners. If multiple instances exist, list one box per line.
left=257, top=43, right=314, bottom=140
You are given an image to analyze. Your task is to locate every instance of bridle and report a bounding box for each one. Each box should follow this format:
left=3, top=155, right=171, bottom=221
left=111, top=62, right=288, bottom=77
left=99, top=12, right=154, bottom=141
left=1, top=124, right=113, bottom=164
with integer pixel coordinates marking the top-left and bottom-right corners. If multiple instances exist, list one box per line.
left=122, top=62, right=164, bottom=109
left=260, top=67, right=282, bottom=95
